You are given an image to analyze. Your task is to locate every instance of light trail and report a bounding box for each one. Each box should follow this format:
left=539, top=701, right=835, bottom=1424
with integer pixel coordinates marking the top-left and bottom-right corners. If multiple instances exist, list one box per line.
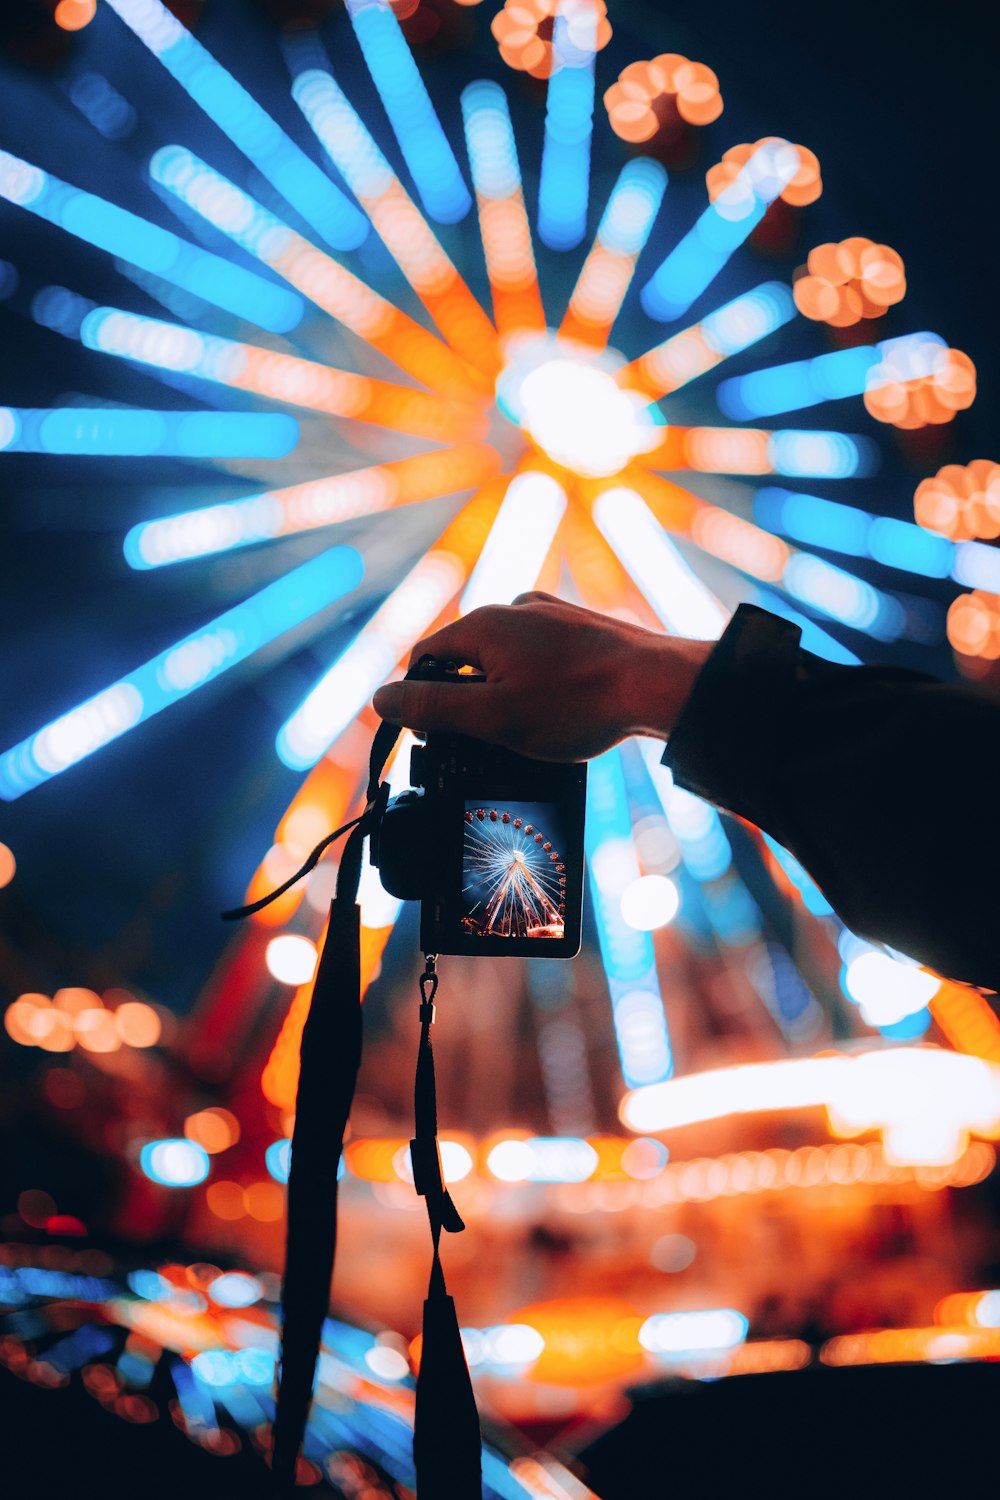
left=584, top=746, right=674, bottom=1088
left=561, top=157, right=667, bottom=348
left=461, top=80, right=546, bottom=338
left=79, top=306, right=486, bottom=442
left=0, top=547, right=363, bottom=800
left=537, top=2, right=597, bottom=251
left=619, top=282, right=796, bottom=401
left=592, top=486, right=729, bottom=638
left=642, top=138, right=801, bottom=321
left=642, top=424, right=876, bottom=478
left=123, top=443, right=502, bottom=568
left=290, top=65, right=500, bottom=380
left=274, top=478, right=508, bottom=771
left=149, top=146, right=477, bottom=398
left=102, top=0, right=368, bottom=250
left=346, top=0, right=471, bottom=225
left=0, top=407, right=298, bottom=458
left=0, top=148, right=302, bottom=334
left=459, top=469, right=568, bottom=613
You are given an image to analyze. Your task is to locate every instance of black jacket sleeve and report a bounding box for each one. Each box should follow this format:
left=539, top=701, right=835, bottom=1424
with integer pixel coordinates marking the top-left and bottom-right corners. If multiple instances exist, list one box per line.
left=663, top=604, right=1000, bottom=992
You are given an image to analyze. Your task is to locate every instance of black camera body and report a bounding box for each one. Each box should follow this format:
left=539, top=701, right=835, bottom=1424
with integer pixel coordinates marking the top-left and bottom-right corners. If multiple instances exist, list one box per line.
left=374, top=658, right=586, bottom=957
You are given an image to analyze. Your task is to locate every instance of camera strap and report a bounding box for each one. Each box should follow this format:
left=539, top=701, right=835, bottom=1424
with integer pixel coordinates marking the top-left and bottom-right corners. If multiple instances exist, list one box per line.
left=223, top=711, right=482, bottom=1499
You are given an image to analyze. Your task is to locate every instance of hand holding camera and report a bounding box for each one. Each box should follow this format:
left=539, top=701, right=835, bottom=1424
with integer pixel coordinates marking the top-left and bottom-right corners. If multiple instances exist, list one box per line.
left=372, top=592, right=714, bottom=763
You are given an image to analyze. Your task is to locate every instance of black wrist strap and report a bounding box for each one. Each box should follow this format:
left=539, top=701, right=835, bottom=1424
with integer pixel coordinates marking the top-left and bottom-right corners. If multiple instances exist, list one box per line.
left=411, top=960, right=481, bottom=1498
left=226, top=706, right=481, bottom=1498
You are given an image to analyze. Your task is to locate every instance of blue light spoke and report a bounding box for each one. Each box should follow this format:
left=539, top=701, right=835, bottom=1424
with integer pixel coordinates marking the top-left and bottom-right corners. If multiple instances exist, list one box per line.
left=767, top=430, right=876, bottom=479
left=0, top=149, right=303, bottom=334
left=537, top=6, right=597, bottom=251
left=0, top=407, right=298, bottom=458
left=346, top=0, right=471, bottom=224
left=754, top=487, right=958, bottom=578
left=717, top=345, right=881, bottom=419
left=103, top=0, right=368, bottom=251
left=0, top=547, right=363, bottom=800
left=718, top=335, right=950, bottom=420
left=585, top=749, right=673, bottom=1089
left=641, top=139, right=801, bottom=321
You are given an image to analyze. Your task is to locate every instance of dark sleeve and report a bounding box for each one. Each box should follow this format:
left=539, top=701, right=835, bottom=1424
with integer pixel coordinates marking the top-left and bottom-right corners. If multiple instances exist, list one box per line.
left=663, top=603, right=1000, bottom=992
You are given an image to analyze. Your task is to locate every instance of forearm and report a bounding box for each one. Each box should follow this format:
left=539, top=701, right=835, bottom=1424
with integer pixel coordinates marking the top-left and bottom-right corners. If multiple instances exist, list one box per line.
left=663, top=605, right=1000, bottom=990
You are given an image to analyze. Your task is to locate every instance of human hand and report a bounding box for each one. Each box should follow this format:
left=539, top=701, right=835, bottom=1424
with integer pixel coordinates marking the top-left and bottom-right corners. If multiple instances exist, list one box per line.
left=371, top=593, right=714, bottom=762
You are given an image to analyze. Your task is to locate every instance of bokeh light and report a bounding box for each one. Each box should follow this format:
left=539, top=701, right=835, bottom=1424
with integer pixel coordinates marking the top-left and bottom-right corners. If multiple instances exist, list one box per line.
left=265, top=935, right=319, bottom=986
left=794, top=237, right=905, bottom=325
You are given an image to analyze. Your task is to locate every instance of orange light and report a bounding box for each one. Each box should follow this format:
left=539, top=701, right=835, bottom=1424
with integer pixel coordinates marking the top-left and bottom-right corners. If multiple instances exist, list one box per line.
left=0, top=842, right=15, bottom=889
left=114, top=1000, right=162, bottom=1048
left=915, top=460, right=1000, bottom=542
left=73, top=1008, right=121, bottom=1053
left=946, top=590, right=1000, bottom=661
left=267, top=237, right=482, bottom=399
left=821, top=1325, right=1000, bottom=1367
left=474, top=194, right=546, bottom=339
left=184, top=1107, right=240, bottom=1155
left=54, top=0, right=96, bottom=31
left=864, top=345, right=975, bottom=430
left=205, top=1180, right=246, bottom=1221
left=243, top=1180, right=283, bottom=1222
left=230, top=345, right=486, bottom=442
left=605, top=53, right=723, bottom=144
left=492, top=0, right=612, bottom=80
left=708, top=138, right=822, bottom=210
left=931, top=981, right=1000, bottom=1061
left=725, top=1339, right=811, bottom=1375
left=690, top=503, right=789, bottom=581
left=347, top=176, right=500, bottom=378
left=794, top=236, right=905, bottom=326
left=512, top=1297, right=646, bottom=1385
left=344, top=1138, right=410, bottom=1183
left=682, top=426, right=773, bottom=475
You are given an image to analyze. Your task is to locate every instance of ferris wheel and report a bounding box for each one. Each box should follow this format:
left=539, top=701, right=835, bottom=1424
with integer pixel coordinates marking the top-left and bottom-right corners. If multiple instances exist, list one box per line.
left=463, top=808, right=566, bottom=938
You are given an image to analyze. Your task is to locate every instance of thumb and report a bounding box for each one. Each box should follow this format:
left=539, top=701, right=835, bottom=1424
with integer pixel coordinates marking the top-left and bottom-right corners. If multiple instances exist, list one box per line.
left=372, top=678, right=498, bottom=737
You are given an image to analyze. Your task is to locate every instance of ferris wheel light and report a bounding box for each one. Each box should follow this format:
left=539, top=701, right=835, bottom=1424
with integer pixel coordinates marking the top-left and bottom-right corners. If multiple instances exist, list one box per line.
left=460, top=471, right=567, bottom=612
left=516, top=357, right=659, bottom=477
left=538, top=6, right=597, bottom=251
left=594, top=487, right=728, bottom=638
left=347, top=0, right=471, bottom=225
left=0, top=150, right=303, bottom=333
left=104, top=0, right=367, bottom=250
left=620, top=875, right=680, bottom=931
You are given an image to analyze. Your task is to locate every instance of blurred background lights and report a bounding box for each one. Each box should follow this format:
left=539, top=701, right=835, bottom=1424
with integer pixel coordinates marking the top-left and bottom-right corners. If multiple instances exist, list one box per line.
left=265, top=935, right=318, bottom=986
left=794, top=237, right=906, bottom=325
left=207, top=1272, right=263, bottom=1308
left=515, top=355, right=658, bottom=477
left=54, top=0, right=97, bottom=32
left=620, top=873, right=680, bottom=930
left=650, top=1233, right=697, bottom=1273
left=265, top=1138, right=292, bottom=1184
left=139, top=1139, right=210, bottom=1187
left=363, top=1344, right=410, bottom=1381
left=0, top=842, right=16, bottom=888
left=638, top=1307, right=748, bottom=1357
left=183, top=1107, right=240, bottom=1154
left=843, top=951, right=940, bottom=1029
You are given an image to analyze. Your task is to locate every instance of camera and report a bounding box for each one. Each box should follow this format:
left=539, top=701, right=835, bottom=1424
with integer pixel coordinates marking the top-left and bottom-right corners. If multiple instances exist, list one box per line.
left=373, top=657, right=587, bottom=957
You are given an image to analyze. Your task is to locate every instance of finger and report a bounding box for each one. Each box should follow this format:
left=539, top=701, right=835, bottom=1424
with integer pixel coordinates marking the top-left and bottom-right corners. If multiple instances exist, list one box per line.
left=512, top=590, right=559, bottom=607
left=373, top=678, right=500, bottom=737
left=405, top=607, right=498, bottom=670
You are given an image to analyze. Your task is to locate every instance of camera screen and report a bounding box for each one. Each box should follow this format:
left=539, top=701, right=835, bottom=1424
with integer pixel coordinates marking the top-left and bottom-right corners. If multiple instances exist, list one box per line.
left=462, top=800, right=570, bottom=941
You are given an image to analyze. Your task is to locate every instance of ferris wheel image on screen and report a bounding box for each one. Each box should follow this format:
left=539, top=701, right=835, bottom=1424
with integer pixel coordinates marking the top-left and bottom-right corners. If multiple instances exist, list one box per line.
left=462, top=802, right=567, bottom=940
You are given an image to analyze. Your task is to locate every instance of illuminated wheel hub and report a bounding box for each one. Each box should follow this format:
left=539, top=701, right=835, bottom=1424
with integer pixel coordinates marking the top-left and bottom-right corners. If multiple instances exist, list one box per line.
left=496, top=333, right=661, bottom=479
